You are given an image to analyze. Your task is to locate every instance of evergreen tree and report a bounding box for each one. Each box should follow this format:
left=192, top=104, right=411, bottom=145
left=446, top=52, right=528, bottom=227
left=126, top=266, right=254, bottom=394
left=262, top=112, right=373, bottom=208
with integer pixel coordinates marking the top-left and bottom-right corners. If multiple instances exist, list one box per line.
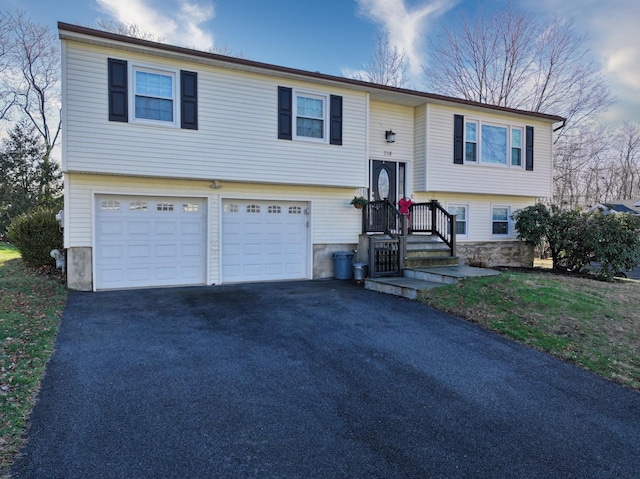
left=0, top=123, right=61, bottom=234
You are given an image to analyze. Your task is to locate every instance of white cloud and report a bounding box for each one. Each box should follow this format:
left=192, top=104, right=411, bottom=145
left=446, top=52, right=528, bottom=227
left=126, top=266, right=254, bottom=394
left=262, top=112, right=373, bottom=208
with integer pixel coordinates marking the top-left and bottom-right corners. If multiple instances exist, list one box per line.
left=521, top=0, right=640, bottom=124
left=95, top=0, right=215, bottom=50
left=355, top=0, right=455, bottom=82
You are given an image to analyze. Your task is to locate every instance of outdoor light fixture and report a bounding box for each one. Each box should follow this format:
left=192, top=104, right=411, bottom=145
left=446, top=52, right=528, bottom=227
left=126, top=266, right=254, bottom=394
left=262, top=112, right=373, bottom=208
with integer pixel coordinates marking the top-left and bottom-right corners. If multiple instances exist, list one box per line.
left=385, top=130, right=396, bottom=143
left=210, top=180, right=221, bottom=189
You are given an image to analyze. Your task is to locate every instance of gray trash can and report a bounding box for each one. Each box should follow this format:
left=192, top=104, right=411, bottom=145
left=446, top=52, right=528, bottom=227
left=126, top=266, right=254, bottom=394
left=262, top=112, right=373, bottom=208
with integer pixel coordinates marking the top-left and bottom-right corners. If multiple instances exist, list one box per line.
left=353, top=262, right=367, bottom=282
left=332, top=251, right=353, bottom=279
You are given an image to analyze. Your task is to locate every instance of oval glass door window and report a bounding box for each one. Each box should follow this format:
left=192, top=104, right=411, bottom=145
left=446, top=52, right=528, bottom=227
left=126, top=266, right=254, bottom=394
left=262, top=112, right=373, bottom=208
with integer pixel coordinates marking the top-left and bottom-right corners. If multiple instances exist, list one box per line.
left=378, top=168, right=390, bottom=199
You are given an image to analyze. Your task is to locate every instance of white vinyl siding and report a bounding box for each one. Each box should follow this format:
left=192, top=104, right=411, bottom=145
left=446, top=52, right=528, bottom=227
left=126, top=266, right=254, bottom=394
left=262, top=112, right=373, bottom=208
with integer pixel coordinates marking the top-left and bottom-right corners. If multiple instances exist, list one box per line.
left=413, top=192, right=533, bottom=242
left=62, top=42, right=367, bottom=188
left=423, top=104, right=553, bottom=198
left=369, top=101, right=414, bottom=164
left=413, top=105, right=427, bottom=191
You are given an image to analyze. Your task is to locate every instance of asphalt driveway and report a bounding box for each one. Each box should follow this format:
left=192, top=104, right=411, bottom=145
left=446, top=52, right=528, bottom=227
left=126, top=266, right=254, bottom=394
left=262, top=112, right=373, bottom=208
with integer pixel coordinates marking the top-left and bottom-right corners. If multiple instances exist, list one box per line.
left=11, top=280, right=640, bottom=478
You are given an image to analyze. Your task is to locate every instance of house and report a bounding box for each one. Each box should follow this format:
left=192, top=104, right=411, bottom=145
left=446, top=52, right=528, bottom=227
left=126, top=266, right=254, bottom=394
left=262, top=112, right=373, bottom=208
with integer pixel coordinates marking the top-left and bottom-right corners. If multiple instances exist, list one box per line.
left=58, top=22, right=564, bottom=291
left=590, top=201, right=640, bottom=215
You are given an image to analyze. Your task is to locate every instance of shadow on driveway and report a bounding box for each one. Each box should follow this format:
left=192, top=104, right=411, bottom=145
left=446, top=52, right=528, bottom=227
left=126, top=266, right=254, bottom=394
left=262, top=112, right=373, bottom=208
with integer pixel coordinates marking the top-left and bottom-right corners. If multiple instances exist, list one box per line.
left=11, top=280, right=640, bottom=478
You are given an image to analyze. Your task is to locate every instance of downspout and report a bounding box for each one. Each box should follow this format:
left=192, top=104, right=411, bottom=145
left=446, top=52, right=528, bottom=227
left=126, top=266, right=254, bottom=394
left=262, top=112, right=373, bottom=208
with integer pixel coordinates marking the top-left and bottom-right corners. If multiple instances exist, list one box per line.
left=553, top=119, right=566, bottom=132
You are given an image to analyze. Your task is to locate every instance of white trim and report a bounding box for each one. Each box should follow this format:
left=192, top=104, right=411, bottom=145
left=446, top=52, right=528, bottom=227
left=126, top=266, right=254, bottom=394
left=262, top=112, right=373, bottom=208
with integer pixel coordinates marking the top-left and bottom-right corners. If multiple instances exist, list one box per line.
left=92, top=191, right=208, bottom=291
left=447, top=203, right=469, bottom=239
left=464, top=117, right=526, bottom=169
left=60, top=41, right=68, bottom=172
left=129, top=62, right=181, bottom=128
left=490, top=204, right=512, bottom=238
left=220, top=197, right=312, bottom=283
left=292, top=89, right=329, bottom=143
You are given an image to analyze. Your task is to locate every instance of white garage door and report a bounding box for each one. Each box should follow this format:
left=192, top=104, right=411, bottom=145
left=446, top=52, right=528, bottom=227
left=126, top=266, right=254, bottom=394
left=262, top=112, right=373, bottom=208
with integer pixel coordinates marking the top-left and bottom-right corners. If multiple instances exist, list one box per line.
left=222, top=199, right=309, bottom=282
left=95, top=195, right=206, bottom=290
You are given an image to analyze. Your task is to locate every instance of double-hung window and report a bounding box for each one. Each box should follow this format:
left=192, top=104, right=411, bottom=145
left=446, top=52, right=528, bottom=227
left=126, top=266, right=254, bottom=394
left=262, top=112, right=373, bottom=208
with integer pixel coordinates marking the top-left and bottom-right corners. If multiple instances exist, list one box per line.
left=492, top=206, right=510, bottom=236
left=448, top=205, right=468, bottom=237
left=133, top=67, right=176, bottom=125
left=511, top=127, right=523, bottom=166
left=465, top=121, right=478, bottom=162
left=295, top=92, right=327, bottom=141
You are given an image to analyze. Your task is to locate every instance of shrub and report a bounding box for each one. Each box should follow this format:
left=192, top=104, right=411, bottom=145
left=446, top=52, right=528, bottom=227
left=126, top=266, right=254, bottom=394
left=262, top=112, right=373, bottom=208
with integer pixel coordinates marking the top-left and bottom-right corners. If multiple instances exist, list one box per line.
left=7, top=206, right=63, bottom=267
left=587, top=212, right=640, bottom=281
left=512, top=204, right=581, bottom=271
left=513, top=204, right=640, bottom=281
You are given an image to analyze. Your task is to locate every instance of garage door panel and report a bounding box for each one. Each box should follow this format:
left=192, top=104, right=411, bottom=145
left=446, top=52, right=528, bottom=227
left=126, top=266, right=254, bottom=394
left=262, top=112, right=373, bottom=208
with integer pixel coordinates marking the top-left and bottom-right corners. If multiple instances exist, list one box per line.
left=222, top=199, right=308, bottom=283
left=129, top=267, right=153, bottom=281
left=155, top=221, right=178, bottom=235
left=95, top=195, right=206, bottom=290
left=179, top=221, right=202, bottom=235
left=128, top=221, right=152, bottom=235
left=98, top=220, right=124, bottom=236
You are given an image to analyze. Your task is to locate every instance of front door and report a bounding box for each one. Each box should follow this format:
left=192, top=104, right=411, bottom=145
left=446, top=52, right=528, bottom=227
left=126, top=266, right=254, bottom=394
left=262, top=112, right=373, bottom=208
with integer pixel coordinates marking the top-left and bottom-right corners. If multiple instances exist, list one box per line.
left=371, top=160, right=397, bottom=204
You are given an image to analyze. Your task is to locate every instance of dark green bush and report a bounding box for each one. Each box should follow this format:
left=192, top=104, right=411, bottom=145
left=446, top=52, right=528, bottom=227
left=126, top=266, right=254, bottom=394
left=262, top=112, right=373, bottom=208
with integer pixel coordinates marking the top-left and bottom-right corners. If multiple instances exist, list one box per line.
left=7, top=206, right=63, bottom=267
left=513, top=204, right=640, bottom=281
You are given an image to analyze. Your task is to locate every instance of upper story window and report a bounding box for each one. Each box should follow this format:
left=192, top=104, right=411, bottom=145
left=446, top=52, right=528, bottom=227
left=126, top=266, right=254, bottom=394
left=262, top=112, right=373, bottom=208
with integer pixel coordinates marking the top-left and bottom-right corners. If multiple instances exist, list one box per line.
left=465, top=120, right=522, bottom=167
left=133, top=68, right=175, bottom=123
left=454, top=114, right=533, bottom=170
left=511, top=128, right=523, bottom=166
left=295, top=93, right=326, bottom=140
left=278, top=86, right=342, bottom=145
left=108, top=58, right=198, bottom=130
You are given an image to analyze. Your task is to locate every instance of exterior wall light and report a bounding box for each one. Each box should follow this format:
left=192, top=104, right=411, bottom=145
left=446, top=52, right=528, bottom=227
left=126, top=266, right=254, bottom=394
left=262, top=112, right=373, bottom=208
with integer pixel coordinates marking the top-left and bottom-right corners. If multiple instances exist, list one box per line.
left=385, top=130, right=396, bottom=143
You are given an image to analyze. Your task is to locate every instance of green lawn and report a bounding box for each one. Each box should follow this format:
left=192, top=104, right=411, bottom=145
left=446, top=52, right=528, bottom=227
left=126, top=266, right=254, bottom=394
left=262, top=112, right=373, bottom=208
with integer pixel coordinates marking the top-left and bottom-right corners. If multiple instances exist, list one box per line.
left=419, top=270, right=640, bottom=391
left=0, top=242, right=67, bottom=474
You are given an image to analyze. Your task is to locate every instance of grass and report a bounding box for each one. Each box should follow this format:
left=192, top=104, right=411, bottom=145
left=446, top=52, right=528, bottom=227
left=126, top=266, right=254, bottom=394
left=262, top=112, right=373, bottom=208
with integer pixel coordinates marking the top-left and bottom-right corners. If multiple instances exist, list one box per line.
left=0, top=242, right=67, bottom=475
left=419, top=270, right=640, bottom=391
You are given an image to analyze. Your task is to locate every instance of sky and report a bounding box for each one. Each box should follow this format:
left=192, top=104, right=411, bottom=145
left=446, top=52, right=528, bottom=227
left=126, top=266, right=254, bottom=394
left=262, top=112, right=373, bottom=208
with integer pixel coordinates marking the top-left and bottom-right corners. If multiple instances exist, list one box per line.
left=2, top=0, right=639, bottom=125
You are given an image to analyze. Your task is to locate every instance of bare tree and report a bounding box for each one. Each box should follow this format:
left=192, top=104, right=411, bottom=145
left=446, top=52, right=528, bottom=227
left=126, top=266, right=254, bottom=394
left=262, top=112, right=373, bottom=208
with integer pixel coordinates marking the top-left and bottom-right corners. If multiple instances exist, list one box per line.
left=95, top=18, right=166, bottom=42
left=611, top=121, right=640, bottom=200
left=350, top=31, right=408, bottom=88
left=423, top=5, right=611, bottom=136
left=553, top=124, right=612, bottom=207
left=95, top=19, right=249, bottom=59
left=0, top=11, right=17, bottom=121
left=2, top=11, right=61, bottom=167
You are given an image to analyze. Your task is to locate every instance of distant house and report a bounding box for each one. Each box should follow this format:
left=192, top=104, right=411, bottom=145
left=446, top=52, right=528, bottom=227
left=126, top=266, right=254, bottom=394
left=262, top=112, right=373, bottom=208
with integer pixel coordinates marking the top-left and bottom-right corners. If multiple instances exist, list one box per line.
left=58, top=23, right=564, bottom=291
left=590, top=201, right=640, bottom=215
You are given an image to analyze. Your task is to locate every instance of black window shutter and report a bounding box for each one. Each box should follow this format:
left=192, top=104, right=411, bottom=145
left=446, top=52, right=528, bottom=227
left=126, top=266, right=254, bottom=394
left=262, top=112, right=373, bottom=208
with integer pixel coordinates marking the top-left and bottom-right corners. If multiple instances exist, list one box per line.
left=453, top=114, right=464, bottom=164
left=329, top=95, right=343, bottom=145
left=278, top=86, right=292, bottom=140
left=526, top=126, right=534, bottom=171
left=181, top=70, right=198, bottom=130
left=108, top=58, right=128, bottom=122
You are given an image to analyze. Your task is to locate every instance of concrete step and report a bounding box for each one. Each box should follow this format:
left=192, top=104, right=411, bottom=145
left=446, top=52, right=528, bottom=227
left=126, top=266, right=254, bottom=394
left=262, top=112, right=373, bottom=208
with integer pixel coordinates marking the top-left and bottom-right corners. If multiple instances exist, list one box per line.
left=364, top=277, right=445, bottom=300
left=364, top=265, right=501, bottom=299
left=404, top=265, right=501, bottom=284
left=406, top=247, right=455, bottom=257
left=404, top=256, right=460, bottom=268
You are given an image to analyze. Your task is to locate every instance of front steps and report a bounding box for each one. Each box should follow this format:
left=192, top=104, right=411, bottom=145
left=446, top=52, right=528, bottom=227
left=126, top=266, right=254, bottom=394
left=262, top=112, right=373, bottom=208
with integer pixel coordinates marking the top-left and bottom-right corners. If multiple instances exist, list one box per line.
left=365, top=265, right=501, bottom=299
left=362, top=233, right=500, bottom=299
left=405, top=234, right=459, bottom=268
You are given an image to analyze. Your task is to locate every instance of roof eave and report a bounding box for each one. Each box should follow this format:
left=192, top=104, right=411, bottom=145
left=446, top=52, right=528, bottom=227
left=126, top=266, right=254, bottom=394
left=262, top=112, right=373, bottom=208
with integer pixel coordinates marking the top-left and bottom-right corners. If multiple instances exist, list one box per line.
left=58, top=21, right=565, bottom=124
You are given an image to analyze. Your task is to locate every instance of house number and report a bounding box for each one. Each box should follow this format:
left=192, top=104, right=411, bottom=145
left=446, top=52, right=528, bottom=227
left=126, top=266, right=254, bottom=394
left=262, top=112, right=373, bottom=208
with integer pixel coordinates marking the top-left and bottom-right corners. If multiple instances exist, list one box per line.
left=384, top=150, right=392, bottom=157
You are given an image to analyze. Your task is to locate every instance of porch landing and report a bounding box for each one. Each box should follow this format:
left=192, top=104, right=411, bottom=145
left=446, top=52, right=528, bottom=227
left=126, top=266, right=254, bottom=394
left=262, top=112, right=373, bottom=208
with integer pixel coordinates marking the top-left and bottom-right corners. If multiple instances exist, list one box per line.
left=365, top=265, right=500, bottom=300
